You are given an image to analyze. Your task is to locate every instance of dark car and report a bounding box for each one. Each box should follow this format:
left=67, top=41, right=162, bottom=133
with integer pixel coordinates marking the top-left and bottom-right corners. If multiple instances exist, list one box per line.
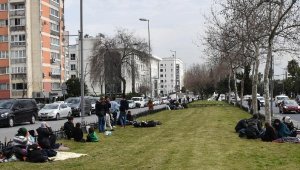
left=0, top=99, right=38, bottom=127
left=65, top=97, right=91, bottom=117
left=279, top=100, right=300, bottom=114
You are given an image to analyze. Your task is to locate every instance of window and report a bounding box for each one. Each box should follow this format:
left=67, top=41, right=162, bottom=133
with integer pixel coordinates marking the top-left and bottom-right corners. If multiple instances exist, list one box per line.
left=70, top=54, right=76, bottom=60
left=0, top=51, right=8, bottom=59
left=0, top=3, right=7, bottom=11
left=160, top=69, right=163, bottom=72
left=0, top=67, right=8, bottom=74
left=10, top=18, right=25, bottom=26
left=160, top=85, right=164, bottom=88
left=160, top=64, right=163, bottom=67
left=160, top=80, right=163, bottom=83
left=11, top=50, right=26, bottom=58
left=50, top=8, right=59, bottom=18
left=51, top=83, right=60, bottom=90
left=0, top=35, right=8, bottom=42
left=171, top=69, right=173, bottom=72
left=11, top=3, right=24, bottom=10
left=71, top=75, right=76, bottom=78
left=0, top=20, right=8, bottom=27
left=51, top=23, right=59, bottom=32
left=71, top=64, right=76, bottom=70
left=0, top=83, right=9, bottom=90
left=11, top=66, right=26, bottom=74
left=12, top=83, right=27, bottom=90
left=51, top=0, right=59, bottom=4
left=51, top=37, right=59, bottom=46
left=51, top=52, right=59, bottom=59
left=11, top=34, right=25, bottom=42
left=160, top=74, right=163, bottom=78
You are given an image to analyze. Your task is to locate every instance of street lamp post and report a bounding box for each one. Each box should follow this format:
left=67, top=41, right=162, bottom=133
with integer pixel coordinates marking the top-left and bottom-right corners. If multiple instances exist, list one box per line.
left=170, top=50, right=177, bottom=100
left=80, top=0, right=85, bottom=124
left=139, top=18, right=152, bottom=98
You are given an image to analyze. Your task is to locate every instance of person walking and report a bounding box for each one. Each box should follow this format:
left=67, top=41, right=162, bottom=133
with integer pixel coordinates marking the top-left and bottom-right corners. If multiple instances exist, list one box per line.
left=95, top=97, right=107, bottom=133
left=110, top=96, right=120, bottom=126
left=119, top=95, right=129, bottom=128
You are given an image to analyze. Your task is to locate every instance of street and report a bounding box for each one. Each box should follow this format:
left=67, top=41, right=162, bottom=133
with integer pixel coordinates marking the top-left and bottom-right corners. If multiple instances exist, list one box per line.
left=0, top=105, right=167, bottom=142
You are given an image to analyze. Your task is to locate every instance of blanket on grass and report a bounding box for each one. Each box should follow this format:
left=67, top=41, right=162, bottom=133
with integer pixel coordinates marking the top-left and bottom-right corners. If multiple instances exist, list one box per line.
left=52, top=152, right=87, bottom=161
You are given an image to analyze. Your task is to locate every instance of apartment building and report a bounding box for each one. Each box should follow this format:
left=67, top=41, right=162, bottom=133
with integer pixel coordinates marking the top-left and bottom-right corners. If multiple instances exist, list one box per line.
left=159, top=57, right=184, bottom=97
left=0, top=0, right=65, bottom=99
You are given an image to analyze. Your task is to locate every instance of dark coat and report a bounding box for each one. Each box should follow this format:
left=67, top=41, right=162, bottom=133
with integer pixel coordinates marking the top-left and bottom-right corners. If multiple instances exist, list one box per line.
left=119, top=99, right=129, bottom=112
left=95, top=101, right=107, bottom=117
left=64, top=121, right=75, bottom=139
left=261, top=127, right=277, bottom=142
left=36, top=127, right=53, bottom=149
left=73, top=127, right=84, bottom=142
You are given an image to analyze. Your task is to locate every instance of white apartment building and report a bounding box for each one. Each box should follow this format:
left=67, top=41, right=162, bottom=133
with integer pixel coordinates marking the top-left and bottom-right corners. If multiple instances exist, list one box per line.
left=158, top=57, right=184, bottom=97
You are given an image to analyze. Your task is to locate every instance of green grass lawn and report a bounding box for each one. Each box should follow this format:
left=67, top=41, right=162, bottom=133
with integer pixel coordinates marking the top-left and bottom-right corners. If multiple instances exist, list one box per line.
left=1, top=101, right=300, bottom=170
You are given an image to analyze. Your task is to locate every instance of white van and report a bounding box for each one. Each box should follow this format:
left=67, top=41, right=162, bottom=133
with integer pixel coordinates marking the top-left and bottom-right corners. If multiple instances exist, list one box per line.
left=131, top=97, right=146, bottom=108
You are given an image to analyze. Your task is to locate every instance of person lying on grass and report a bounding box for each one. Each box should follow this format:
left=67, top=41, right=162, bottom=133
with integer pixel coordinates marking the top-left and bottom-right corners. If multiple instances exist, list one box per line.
left=86, top=127, right=99, bottom=142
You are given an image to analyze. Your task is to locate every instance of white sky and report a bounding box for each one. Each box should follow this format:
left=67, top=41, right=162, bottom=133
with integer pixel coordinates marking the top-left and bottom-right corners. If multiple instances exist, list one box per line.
left=64, top=0, right=213, bottom=68
left=64, top=0, right=289, bottom=76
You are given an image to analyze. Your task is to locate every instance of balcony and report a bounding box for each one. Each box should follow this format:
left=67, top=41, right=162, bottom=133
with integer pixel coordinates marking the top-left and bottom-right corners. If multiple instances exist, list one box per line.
left=50, top=0, right=60, bottom=8
left=51, top=45, right=60, bottom=51
left=10, top=25, right=25, bottom=32
left=9, top=9, right=25, bottom=17
left=12, top=90, right=27, bottom=97
left=10, top=58, right=26, bottom=64
left=11, top=42, right=26, bottom=47
left=50, top=15, right=60, bottom=22
left=50, top=30, right=60, bottom=37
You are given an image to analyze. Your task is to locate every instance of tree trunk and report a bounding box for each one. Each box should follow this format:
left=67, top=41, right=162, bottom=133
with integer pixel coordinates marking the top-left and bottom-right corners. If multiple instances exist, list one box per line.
left=264, top=41, right=273, bottom=124
left=228, top=71, right=231, bottom=102
left=233, top=69, right=238, bottom=106
left=119, top=75, right=126, bottom=96
left=240, top=67, right=245, bottom=108
left=252, top=45, right=260, bottom=115
left=131, top=56, right=136, bottom=94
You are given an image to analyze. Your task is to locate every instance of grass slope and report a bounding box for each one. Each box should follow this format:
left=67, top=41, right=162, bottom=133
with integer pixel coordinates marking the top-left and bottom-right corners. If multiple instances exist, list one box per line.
left=1, top=102, right=300, bottom=170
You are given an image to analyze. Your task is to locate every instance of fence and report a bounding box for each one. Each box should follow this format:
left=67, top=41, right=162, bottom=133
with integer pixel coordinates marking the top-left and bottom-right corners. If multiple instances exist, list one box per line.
left=0, top=107, right=167, bottom=150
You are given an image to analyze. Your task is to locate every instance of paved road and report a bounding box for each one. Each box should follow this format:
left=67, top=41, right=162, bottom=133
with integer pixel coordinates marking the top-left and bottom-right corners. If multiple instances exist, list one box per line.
left=0, top=105, right=167, bottom=142
left=242, top=101, right=300, bottom=128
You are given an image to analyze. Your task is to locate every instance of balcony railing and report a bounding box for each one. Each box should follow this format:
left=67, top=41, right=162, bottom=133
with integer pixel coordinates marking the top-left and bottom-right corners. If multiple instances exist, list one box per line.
left=50, top=15, right=60, bottom=22
left=9, top=10, right=25, bottom=17
left=50, top=30, right=60, bottom=37
left=10, top=58, right=26, bottom=64
left=10, top=25, right=25, bottom=32
left=10, top=42, right=26, bottom=47
left=12, top=90, right=27, bottom=97
left=50, top=0, right=60, bottom=8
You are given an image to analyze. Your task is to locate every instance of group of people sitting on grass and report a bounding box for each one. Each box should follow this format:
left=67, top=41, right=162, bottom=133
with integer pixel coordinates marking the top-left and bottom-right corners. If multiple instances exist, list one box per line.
left=0, top=122, right=63, bottom=163
left=235, top=114, right=298, bottom=142
left=167, top=98, right=189, bottom=110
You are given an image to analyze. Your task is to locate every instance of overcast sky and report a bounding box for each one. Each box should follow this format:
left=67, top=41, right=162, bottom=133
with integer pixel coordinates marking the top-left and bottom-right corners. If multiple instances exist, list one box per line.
left=64, top=0, right=214, bottom=68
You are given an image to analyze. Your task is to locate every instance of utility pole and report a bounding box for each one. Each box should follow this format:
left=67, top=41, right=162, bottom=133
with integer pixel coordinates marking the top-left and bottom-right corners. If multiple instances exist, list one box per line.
left=80, top=0, right=85, bottom=124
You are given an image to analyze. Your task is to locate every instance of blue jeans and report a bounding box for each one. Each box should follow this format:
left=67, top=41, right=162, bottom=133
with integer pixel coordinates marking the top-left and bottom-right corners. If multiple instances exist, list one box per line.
left=119, top=112, right=126, bottom=127
left=98, top=116, right=105, bottom=132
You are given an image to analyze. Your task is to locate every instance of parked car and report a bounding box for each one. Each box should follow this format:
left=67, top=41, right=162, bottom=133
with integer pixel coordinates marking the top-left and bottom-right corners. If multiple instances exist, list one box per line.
left=65, top=97, right=92, bottom=117
left=131, top=97, right=145, bottom=108
left=257, top=97, right=265, bottom=107
left=275, top=95, right=289, bottom=107
left=38, top=103, right=72, bottom=120
left=153, top=99, right=160, bottom=105
left=128, top=100, right=136, bottom=109
left=0, top=99, right=38, bottom=127
left=279, top=100, right=300, bottom=114
left=88, top=97, right=98, bottom=114
left=161, top=97, right=170, bottom=104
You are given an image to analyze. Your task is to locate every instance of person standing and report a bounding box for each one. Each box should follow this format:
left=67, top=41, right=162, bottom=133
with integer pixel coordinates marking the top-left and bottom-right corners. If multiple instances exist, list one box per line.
left=119, top=95, right=129, bottom=128
left=110, top=96, right=120, bottom=126
left=95, top=97, right=107, bottom=133
left=104, top=96, right=112, bottom=131
left=147, top=99, right=154, bottom=114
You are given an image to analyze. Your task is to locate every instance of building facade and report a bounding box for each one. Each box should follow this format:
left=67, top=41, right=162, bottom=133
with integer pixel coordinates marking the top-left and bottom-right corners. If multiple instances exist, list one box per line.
left=158, top=57, right=184, bottom=97
left=0, top=0, right=65, bottom=99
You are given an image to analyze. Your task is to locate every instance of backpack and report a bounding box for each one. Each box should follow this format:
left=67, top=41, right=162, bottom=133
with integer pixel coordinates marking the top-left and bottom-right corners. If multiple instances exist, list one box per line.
left=27, top=144, right=48, bottom=163
left=146, top=120, right=157, bottom=127
left=245, top=126, right=259, bottom=139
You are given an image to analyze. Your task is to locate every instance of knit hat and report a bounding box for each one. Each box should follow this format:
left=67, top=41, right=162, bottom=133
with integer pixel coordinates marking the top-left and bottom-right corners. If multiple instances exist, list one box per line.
left=17, top=127, right=27, bottom=136
left=284, top=116, right=292, bottom=124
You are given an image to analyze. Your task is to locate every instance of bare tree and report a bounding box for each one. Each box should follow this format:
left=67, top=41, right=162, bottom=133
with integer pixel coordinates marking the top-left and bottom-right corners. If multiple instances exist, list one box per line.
left=89, top=29, right=149, bottom=96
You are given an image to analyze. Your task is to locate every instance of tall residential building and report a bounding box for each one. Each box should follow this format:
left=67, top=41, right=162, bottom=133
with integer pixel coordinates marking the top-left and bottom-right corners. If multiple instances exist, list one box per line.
left=0, top=0, right=65, bottom=99
left=159, top=57, right=184, bottom=97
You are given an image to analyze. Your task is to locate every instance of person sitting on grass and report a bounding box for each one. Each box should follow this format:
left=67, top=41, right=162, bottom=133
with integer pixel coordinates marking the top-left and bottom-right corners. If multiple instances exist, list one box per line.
left=64, top=116, right=75, bottom=139
left=13, top=127, right=35, bottom=148
left=86, top=127, right=99, bottom=142
left=261, top=122, right=277, bottom=142
left=36, top=122, right=57, bottom=149
left=73, top=122, right=85, bottom=142
left=126, top=110, right=134, bottom=125
left=273, top=119, right=292, bottom=138
left=282, top=116, right=297, bottom=136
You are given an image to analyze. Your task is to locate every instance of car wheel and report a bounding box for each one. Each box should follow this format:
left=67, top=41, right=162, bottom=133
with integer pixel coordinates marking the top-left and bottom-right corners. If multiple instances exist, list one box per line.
left=30, top=115, right=36, bottom=124
left=8, top=117, right=14, bottom=127
left=56, top=113, right=60, bottom=120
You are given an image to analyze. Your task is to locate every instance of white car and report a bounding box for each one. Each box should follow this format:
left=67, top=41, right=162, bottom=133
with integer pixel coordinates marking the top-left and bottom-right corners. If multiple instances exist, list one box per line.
left=128, top=100, right=136, bottom=109
left=131, top=97, right=145, bottom=108
left=38, top=103, right=72, bottom=120
left=275, top=95, right=289, bottom=107
left=257, top=97, right=265, bottom=107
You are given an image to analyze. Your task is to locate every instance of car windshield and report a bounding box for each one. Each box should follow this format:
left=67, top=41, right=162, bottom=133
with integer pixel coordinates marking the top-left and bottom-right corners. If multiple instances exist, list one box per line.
left=128, top=100, right=134, bottom=103
left=43, top=104, right=59, bottom=109
left=65, top=98, right=80, bottom=104
left=278, top=97, right=288, bottom=100
left=285, top=100, right=298, bottom=106
left=132, top=98, right=140, bottom=101
left=0, top=100, right=13, bottom=109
